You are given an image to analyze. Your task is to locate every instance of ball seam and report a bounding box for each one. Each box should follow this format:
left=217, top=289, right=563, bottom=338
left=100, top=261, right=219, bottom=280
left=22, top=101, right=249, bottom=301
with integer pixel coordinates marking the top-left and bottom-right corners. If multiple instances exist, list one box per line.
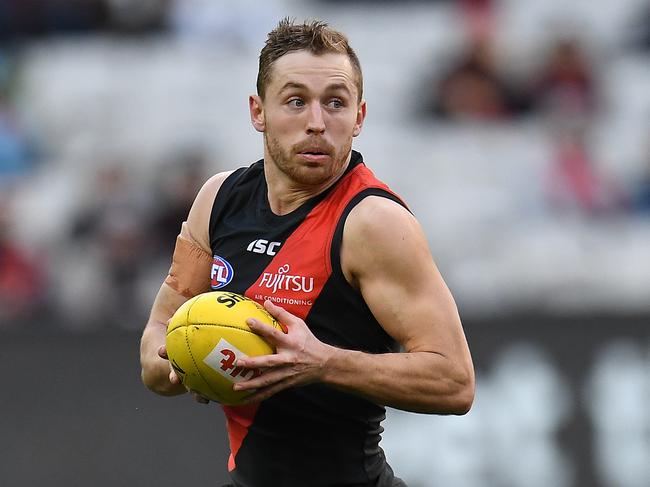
left=184, top=326, right=224, bottom=401
left=184, top=322, right=281, bottom=332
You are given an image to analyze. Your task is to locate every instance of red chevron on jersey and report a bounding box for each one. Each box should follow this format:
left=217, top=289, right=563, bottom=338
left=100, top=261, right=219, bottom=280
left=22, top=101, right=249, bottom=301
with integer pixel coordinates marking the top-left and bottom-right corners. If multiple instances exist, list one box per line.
left=245, top=163, right=400, bottom=319
left=222, top=403, right=259, bottom=472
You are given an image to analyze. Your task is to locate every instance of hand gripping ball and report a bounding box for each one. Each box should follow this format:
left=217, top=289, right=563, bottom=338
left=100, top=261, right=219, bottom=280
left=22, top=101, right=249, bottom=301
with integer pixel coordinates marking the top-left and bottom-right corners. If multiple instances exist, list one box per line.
left=166, top=291, right=284, bottom=405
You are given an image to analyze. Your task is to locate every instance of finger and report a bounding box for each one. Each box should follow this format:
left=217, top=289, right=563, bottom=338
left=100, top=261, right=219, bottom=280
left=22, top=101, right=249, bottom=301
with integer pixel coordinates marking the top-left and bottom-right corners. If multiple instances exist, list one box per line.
left=246, top=318, right=288, bottom=343
left=168, top=368, right=181, bottom=385
left=237, top=352, right=291, bottom=370
left=158, top=345, right=168, bottom=359
left=263, top=300, right=296, bottom=329
left=233, top=366, right=293, bottom=392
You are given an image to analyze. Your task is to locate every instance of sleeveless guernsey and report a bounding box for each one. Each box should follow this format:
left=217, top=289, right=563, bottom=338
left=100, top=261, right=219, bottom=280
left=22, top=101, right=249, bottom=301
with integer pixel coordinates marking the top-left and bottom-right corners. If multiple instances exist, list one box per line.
left=208, top=151, right=407, bottom=487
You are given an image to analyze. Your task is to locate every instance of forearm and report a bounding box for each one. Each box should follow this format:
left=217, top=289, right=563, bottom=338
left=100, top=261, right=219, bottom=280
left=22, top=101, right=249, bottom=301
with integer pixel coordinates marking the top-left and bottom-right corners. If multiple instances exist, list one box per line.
left=323, top=348, right=474, bottom=415
left=140, top=321, right=186, bottom=396
left=140, top=281, right=192, bottom=396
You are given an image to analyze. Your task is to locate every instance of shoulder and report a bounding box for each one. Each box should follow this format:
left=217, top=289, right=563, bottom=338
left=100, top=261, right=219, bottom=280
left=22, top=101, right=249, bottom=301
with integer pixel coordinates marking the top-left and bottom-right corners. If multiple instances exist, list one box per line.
left=190, top=170, right=235, bottom=219
left=185, top=170, right=235, bottom=250
left=341, top=196, right=428, bottom=286
left=199, top=170, right=236, bottom=199
left=345, top=196, right=419, bottom=248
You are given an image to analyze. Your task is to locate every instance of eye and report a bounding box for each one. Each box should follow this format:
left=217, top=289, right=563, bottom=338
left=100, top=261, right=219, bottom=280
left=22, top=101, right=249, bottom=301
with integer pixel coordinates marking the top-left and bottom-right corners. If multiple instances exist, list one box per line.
left=328, top=98, right=344, bottom=109
left=288, top=98, right=305, bottom=108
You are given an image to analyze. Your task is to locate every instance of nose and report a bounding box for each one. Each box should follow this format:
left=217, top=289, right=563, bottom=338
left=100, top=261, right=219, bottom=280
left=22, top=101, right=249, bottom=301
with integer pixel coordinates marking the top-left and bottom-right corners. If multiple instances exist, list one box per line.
left=306, top=102, right=325, bottom=134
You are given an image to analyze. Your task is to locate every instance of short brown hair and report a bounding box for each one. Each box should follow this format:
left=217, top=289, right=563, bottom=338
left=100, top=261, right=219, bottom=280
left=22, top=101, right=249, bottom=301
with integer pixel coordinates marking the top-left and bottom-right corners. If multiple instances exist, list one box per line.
left=256, top=18, right=363, bottom=101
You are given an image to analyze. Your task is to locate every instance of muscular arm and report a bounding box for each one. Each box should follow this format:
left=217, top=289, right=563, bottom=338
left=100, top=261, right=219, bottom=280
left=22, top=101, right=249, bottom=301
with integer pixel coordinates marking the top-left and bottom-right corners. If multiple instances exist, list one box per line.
left=326, top=197, right=475, bottom=414
left=236, top=197, right=474, bottom=415
left=139, top=171, right=232, bottom=396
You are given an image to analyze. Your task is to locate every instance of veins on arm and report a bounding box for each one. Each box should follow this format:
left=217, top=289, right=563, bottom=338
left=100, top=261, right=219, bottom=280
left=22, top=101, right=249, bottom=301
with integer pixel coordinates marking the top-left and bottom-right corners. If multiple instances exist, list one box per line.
left=334, top=196, right=475, bottom=413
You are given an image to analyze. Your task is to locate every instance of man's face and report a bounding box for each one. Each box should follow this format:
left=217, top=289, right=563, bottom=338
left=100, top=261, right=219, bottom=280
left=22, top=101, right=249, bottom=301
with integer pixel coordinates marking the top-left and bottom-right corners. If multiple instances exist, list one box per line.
left=250, top=50, right=366, bottom=186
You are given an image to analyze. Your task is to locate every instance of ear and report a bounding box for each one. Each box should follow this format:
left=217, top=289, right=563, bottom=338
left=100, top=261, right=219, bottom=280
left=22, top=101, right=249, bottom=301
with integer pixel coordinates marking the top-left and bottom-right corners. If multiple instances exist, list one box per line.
left=352, top=100, right=367, bottom=137
left=249, top=95, right=265, bottom=133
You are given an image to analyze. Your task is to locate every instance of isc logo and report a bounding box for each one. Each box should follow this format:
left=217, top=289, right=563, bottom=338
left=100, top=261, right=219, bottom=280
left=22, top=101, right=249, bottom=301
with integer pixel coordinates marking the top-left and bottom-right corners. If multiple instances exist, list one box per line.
left=247, top=239, right=281, bottom=256
left=203, top=338, right=261, bottom=382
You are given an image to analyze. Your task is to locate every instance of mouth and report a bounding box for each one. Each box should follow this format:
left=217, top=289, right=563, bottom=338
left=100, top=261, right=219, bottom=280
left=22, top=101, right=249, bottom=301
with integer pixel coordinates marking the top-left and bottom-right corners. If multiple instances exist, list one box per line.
left=298, top=148, right=329, bottom=156
left=297, top=147, right=331, bottom=163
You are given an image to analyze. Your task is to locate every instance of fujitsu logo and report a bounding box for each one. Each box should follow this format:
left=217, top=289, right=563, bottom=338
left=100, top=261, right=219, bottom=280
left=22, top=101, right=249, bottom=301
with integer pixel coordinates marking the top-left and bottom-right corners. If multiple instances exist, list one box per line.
left=258, top=264, right=314, bottom=294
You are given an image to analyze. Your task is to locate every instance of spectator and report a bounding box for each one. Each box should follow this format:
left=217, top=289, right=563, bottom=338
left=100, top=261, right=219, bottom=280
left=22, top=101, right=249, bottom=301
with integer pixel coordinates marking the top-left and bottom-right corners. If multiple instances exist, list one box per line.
left=422, top=36, right=529, bottom=121
left=0, top=0, right=110, bottom=40
left=529, top=37, right=598, bottom=126
left=546, top=130, right=624, bottom=216
left=71, top=165, right=149, bottom=241
left=68, top=164, right=154, bottom=328
left=458, top=0, right=496, bottom=40
left=97, top=209, right=149, bottom=327
left=151, top=150, right=208, bottom=258
left=0, top=194, right=46, bottom=326
left=0, top=52, right=36, bottom=183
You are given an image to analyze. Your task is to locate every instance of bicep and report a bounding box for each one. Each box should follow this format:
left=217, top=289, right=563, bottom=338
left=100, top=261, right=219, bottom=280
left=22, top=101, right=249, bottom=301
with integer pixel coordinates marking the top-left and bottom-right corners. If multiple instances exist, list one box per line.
left=162, top=170, right=233, bottom=298
left=342, top=198, right=464, bottom=354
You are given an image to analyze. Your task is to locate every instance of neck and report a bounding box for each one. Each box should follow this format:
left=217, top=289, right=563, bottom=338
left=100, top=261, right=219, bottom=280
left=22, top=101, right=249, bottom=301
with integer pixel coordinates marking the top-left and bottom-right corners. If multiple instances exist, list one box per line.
left=264, top=152, right=352, bottom=215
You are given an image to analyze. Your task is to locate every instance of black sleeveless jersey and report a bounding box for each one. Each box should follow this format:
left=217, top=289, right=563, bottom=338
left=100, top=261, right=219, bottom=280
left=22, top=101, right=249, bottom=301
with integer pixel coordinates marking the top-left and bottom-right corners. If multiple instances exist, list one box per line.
left=208, top=151, right=407, bottom=487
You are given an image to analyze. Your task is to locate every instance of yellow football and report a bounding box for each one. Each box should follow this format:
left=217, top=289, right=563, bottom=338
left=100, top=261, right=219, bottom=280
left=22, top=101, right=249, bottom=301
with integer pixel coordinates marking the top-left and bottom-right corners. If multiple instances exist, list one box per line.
left=166, top=291, right=283, bottom=405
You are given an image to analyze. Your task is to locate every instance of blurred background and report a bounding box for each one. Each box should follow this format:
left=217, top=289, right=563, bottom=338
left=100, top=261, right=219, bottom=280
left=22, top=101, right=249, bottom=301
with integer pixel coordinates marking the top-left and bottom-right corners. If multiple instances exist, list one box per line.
left=1, top=0, right=649, bottom=486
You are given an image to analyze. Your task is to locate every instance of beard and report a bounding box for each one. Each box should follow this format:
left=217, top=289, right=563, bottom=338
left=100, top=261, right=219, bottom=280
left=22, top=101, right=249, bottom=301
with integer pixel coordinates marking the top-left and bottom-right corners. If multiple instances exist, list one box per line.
left=265, top=132, right=352, bottom=186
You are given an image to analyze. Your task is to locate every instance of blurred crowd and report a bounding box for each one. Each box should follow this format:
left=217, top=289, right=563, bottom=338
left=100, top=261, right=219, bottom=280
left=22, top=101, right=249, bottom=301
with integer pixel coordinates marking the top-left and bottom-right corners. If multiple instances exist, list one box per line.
left=0, top=0, right=169, bottom=38
left=1, top=0, right=650, bottom=329
left=421, top=0, right=650, bottom=216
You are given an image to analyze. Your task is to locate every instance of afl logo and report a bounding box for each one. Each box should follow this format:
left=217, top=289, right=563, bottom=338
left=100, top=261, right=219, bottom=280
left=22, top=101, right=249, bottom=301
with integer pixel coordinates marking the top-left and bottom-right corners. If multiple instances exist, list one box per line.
left=211, top=255, right=234, bottom=289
